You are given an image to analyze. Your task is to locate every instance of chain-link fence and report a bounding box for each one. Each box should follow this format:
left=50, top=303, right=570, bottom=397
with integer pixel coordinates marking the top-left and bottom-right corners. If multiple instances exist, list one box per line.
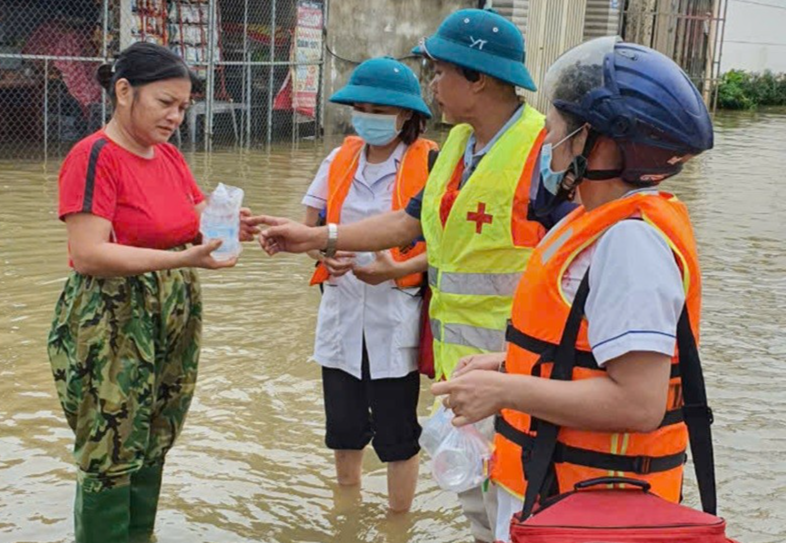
left=0, top=0, right=326, bottom=159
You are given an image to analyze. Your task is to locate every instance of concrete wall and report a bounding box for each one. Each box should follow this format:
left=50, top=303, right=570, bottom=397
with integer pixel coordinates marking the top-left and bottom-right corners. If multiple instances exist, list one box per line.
left=323, top=0, right=475, bottom=135
left=721, top=0, right=786, bottom=73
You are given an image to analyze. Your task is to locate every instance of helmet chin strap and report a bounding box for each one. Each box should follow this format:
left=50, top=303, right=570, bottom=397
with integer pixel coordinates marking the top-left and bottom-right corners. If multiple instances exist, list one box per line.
left=584, top=168, right=624, bottom=181
left=566, top=130, right=623, bottom=186
left=533, top=130, right=622, bottom=219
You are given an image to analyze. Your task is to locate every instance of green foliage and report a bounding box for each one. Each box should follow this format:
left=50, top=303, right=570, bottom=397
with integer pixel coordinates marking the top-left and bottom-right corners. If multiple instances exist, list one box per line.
left=717, top=70, right=786, bottom=110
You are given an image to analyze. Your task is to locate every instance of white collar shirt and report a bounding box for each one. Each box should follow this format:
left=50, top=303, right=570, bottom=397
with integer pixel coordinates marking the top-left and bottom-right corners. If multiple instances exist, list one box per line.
left=301, top=142, right=421, bottom=379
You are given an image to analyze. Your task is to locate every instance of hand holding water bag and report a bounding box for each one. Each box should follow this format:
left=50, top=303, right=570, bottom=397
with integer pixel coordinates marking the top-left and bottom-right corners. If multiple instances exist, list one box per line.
left=200, top=183, right=244, bottom=261
left=419, top=405, right=492, bottom=493
left=354, top=252, right=377, bottom=267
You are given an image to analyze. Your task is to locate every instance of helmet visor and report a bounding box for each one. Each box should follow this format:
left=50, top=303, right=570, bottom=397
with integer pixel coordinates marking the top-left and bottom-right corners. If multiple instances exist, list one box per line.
left=543, top=36, right=619, bottom=106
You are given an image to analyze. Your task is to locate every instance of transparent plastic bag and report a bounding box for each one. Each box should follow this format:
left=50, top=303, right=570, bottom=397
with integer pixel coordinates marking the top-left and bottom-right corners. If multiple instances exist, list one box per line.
left=418, top=404, right=454, bottom=456
left=419, top=405, right=492, bottom=493
left=354, top=251, right=376, bottom=267
left=200, top=183, right=244, bottom=261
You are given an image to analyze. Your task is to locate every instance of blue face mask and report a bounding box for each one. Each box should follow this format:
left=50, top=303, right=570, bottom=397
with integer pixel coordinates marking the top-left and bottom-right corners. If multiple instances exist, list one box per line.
left=540, top=126, right=584, bottom=195
left=351, top=111, right=401, bottom=146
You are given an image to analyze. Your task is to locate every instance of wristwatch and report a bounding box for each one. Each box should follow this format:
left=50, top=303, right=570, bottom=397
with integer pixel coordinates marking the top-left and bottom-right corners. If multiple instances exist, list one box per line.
left=321, top=223, right=338, bottom=258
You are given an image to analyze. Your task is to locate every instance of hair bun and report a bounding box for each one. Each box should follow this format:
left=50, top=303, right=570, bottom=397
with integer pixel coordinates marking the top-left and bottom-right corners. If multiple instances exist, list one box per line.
left=96, top=63, right=114, bottom=90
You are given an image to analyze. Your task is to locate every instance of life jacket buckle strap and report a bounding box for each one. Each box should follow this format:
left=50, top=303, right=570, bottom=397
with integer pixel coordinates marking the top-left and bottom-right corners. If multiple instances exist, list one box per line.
left=551, top=443, right=687, bottom=475
left=683, top=404, right=714, bottom=425
left=505, top=323, right=598, bottom=369
left=633, top=455, right=653, bottom=475
left=521, top=441, right=534, bottom=463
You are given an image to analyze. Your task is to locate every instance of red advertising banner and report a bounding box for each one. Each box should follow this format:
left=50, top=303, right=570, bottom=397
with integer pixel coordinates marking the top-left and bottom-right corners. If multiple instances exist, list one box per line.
left=292, top=1, right=323, bottom=118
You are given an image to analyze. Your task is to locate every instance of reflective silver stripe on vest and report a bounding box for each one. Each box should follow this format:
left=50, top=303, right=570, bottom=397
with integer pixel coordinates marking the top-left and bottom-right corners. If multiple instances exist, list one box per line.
left=443, top=323, right=506, bottom=352
left=438, top=271, right=522, bottom=297
left=428, top=266, right=439, bottom=288
left=541, top=227, right=573, bottom=265
left=430, top=318, right=442, bottom=342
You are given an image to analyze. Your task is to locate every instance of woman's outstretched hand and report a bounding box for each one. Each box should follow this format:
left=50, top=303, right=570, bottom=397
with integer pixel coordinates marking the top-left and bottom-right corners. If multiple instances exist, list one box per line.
left=182, top=239, right=239, bottom=269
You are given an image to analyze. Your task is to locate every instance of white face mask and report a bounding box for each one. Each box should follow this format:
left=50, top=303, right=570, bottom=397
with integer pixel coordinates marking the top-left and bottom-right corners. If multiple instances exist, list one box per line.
left=351, top=111, right=401, bottom=146
left=539, top=125, right=585, bottom=195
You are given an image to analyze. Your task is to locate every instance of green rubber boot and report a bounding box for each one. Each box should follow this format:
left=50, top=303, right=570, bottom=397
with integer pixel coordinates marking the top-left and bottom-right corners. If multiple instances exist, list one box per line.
left=129, top=463, right=164, bottom=543
left=75, top=482, right=131, bottom=543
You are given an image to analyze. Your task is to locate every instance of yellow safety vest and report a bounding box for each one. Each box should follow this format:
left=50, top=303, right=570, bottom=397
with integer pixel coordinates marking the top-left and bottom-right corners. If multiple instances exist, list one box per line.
left=421, top=104, right=545, bottom=379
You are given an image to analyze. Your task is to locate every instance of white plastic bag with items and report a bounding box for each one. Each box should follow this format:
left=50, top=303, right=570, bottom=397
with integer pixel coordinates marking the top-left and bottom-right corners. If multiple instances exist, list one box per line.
left=200, top=183, right=244, bottom=261
left=354, top=251, right=377, bottom=268
left=419, top=404, right=492, bottom=493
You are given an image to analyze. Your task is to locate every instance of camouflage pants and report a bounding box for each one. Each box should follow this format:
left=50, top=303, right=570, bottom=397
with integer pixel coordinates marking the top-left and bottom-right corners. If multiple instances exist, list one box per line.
left=47, top=268, right=202, bottom=493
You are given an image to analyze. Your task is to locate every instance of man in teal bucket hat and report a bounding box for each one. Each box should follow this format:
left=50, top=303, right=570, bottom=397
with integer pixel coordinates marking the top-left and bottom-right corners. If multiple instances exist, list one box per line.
left=412, top=7, right=537, bottom=91
left=248, top=12, right=574, bottom=539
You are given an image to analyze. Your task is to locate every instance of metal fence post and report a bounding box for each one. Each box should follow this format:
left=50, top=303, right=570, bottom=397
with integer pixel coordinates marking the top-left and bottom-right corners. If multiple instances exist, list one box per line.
left=246, top=43, right=253, bottom=148
left=44, top=58, right=49, bottom=158
left=205, top=0, right=217, bottom=152
left=102, top=0, right=109, bottom=126
left=319, top=0, right=330, bottom=141
left=315, top=52, right=324, bottom=142
left=267, top=0, right=277, bottom=146
left=713, top=0, right=729, bottom=112
left=243, top=0, right=250, bottom=148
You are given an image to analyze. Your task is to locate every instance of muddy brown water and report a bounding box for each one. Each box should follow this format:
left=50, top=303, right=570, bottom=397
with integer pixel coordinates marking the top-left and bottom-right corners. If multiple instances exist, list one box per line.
left=0, top=110, right=784, bottom=542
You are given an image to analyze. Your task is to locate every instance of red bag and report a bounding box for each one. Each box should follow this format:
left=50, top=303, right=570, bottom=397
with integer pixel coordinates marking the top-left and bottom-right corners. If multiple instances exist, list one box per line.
left=508, top=279, right=734, bottom=543
left=510, top=478, right=738, bottom=543
left=417, top=286, right=435, bottom=378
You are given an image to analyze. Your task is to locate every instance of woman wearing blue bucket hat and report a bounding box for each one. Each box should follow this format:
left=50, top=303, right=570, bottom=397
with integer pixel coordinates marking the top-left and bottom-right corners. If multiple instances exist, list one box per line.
left=299, top=57, right=437, bottom=512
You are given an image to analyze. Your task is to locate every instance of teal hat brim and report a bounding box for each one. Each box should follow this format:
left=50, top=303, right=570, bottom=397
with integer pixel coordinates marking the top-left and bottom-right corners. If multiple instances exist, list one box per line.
left=412, top=35, right=537, bottom=91
left=330, top=85, right=432, bottom=118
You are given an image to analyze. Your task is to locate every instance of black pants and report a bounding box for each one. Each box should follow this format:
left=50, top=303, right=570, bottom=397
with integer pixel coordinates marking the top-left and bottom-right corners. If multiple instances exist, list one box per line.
left=321, top=342, right=421, bottom=463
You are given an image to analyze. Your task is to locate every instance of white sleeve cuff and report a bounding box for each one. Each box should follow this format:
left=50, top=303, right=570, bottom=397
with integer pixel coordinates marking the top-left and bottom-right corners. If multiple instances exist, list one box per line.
left=301, top=194, right=327, bottom=209
left=300, top=147, right=339, bottom=210
left=593, top=330, right=677, bottom=367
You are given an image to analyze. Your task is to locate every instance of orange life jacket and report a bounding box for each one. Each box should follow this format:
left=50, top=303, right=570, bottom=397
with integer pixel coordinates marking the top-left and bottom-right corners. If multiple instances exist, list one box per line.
left=491, top=191, right=702, bottom=503
left=310, top=136, right=438, bottom=289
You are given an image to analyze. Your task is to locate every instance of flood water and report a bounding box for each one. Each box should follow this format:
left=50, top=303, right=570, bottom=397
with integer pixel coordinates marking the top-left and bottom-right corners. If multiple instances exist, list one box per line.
left=0, top=110, right=784, bottom=543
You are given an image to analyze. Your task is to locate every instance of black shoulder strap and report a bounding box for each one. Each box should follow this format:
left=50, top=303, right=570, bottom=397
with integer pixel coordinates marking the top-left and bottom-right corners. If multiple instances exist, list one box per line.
left=676, top=308, right=717, bottom=515
left=520, top=271, right=717, bottom=518
left=521, top=271, right=591, bottom=518
left=427, top=149, right=439, bottom=173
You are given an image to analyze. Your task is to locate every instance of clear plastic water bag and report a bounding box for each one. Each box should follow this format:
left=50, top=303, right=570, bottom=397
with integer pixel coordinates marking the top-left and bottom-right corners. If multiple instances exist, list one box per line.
left=420, top=405, right=492, bottom=493
left=199, top=183, right=244, bottom=261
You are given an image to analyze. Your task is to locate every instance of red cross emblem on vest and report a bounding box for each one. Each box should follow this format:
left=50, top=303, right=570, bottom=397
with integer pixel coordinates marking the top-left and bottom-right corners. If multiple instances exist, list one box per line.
left=467, top=202, right=493, bottom=234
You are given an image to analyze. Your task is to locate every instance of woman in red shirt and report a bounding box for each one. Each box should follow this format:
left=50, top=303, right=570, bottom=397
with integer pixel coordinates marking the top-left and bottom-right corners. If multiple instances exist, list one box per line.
left=47, top=42, right=256, bottom=543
